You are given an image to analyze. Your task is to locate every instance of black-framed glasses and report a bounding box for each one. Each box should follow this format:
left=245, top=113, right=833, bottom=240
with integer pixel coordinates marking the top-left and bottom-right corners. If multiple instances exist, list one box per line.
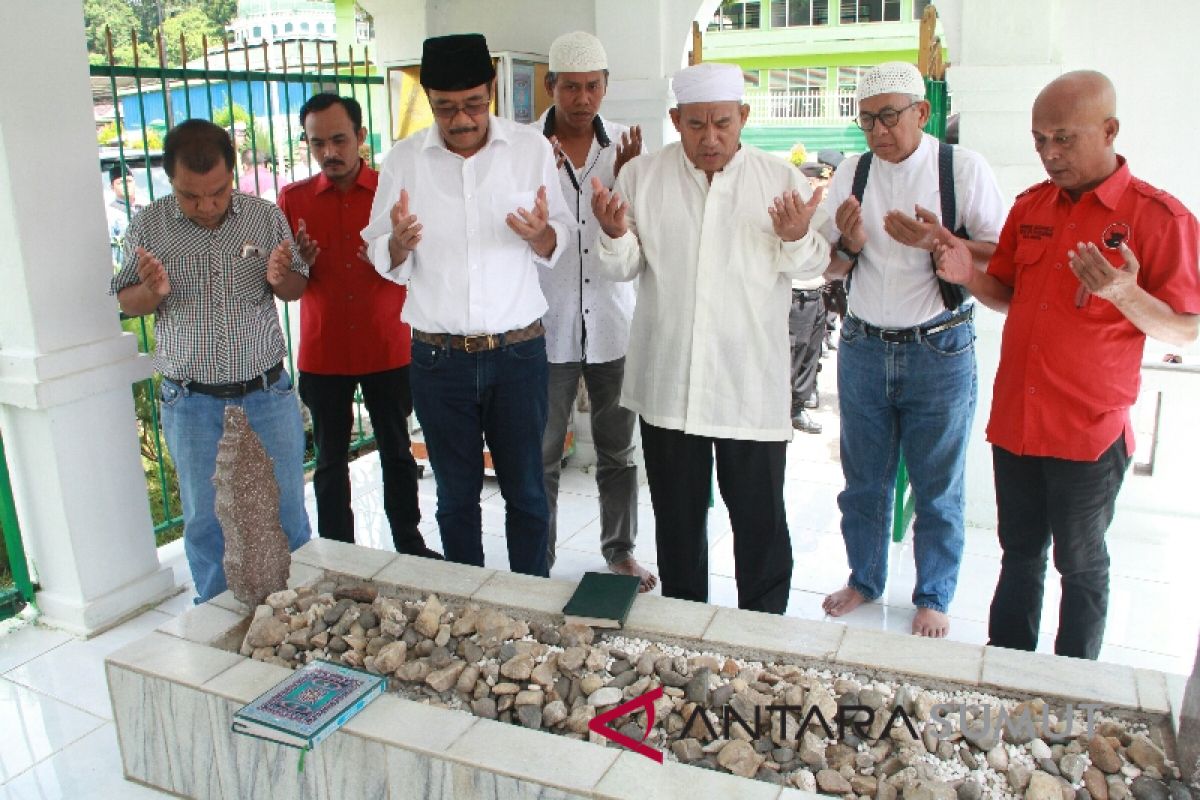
left=430, top=99, right=491, bottom=120
left=855, top=101, right=919, bottom=132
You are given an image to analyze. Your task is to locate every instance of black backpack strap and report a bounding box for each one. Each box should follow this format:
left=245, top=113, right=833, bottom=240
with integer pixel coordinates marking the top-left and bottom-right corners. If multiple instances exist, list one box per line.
left=851, top=152, right=872, bottom=204
left=844, top=153, right=872, bottom=296
left=935, top=142, right=967, bottom=311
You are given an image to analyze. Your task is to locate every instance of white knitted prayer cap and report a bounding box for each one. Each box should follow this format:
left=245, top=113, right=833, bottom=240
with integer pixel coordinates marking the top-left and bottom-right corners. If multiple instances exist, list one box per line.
left=548, top=31, right=608, bottom=73
left=672, top=62, right=744, bottom=105
left=855, top=62, right=926, bottom=104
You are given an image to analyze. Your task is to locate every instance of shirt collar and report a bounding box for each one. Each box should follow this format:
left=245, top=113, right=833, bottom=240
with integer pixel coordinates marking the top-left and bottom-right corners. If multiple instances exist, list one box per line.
left=313, top=159, right=377, bottom=195
left=1080, top=155, right=1130, bottom=210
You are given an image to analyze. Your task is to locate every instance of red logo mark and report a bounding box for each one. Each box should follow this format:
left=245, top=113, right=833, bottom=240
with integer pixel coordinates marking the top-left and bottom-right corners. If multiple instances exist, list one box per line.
left=587, top=687, right=664, bottom=763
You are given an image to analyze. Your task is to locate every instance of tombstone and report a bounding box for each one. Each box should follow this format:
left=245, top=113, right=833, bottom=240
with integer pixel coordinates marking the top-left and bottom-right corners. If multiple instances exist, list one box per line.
left=213, top=405, right=291, bottom=607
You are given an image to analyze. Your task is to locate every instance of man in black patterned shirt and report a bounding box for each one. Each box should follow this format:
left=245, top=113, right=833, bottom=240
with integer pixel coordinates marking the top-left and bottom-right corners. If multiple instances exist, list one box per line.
left=110, top=119, right=312, bottom=603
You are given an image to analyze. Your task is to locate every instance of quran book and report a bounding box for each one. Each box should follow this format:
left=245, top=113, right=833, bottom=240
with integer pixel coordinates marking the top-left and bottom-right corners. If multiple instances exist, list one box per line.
left=562, top=571, right=641, bottom=629
left=232, top=660, right=386, bottom=750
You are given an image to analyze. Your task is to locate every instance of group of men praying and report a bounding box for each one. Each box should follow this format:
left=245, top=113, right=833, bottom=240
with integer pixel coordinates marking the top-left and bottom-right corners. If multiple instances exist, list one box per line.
left=110, top=29, right=1200, bottom=662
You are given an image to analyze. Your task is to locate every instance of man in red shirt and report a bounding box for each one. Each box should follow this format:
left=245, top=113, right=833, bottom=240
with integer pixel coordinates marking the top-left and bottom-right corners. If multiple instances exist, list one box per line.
left=935, top=71, right=1200, bottom=659
left=278, top=93, right=440, bottom=559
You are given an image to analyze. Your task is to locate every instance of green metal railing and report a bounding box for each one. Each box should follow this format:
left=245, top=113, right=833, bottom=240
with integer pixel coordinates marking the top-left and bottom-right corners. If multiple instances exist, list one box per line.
left=94, top=28, right=385, bottom=541
left=0, top=434, right=36, bottom=621
left=889, top=76, right=950, bottom=544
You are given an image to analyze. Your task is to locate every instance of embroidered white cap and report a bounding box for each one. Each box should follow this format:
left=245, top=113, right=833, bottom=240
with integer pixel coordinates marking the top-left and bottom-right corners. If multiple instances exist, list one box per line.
left=672, top=62, right=744, bottom=105
left=548, top=31, right=608, bottom=73
left=855, top=62, right=926, bottom=104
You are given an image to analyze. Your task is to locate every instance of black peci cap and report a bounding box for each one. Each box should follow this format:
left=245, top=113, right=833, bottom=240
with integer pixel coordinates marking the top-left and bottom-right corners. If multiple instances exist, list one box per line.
left=420, top=34, right=496, bottom=91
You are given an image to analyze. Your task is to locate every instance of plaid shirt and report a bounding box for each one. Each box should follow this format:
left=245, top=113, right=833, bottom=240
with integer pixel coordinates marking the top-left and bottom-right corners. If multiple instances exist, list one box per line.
left=110, top=191, right=309, bottom=383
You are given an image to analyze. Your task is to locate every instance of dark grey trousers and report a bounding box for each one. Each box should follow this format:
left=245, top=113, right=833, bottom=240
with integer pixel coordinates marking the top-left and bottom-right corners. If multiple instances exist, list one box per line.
left=541, top=358, right=638, bottom=567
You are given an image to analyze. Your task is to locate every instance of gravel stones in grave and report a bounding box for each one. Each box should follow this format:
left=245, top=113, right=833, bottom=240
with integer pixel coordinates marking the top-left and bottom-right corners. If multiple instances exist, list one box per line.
left=236, top=582, right=1177, bottom=797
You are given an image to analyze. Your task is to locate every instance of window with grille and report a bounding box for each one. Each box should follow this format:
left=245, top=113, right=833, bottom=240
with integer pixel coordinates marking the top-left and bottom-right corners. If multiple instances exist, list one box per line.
left=770, top=0, right=830, bottom=27
left=841, top=0, right=901, bottom=23
left=837, top=66, right=870, bottom=117
left=768, top=67, right=828, bottom=118
left=744, top=69, right=762, bottom=89
left=708, top=1, right=763, bottom=31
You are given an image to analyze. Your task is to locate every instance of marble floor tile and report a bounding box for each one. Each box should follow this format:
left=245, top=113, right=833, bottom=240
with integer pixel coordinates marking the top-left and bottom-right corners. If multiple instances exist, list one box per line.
left=0, top=679, right=105, bottom=784
left=0, top=621, right=73, bottom=676
left=4, top=611, right=173, bottom=721
left=1, top=723, right=171, bottom=799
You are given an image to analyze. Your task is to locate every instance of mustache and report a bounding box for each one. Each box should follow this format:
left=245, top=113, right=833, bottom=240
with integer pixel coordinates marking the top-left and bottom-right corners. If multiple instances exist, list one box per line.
left=448, top=125, right=478, bottom=136
left=322, top=159, right=345, bottom=168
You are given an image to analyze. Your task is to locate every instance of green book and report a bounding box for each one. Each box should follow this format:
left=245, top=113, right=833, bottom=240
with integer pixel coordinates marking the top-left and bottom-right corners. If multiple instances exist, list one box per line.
left=231, top=660, right=386, bottom=751
left=562, top=571, right=641, bottom=628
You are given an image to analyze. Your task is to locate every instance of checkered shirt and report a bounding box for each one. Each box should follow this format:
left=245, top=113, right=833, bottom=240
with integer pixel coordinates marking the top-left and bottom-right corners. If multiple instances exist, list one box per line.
left=110, top=192, right=309, bottom=383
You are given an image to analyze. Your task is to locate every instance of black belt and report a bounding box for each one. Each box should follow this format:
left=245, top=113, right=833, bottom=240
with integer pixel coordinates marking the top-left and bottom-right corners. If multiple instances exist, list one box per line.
left=792, top=288, right=822, bottom=301
left=854, top=306, right=974, bottom=344
left=178, top=363, right=284, bottom=398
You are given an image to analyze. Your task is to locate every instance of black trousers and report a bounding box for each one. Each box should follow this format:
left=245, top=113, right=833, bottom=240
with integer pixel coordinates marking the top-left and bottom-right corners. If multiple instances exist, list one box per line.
left=298, top=367, right=424, bottom=553
left=988, top=438, right=1130, bottom=660
left=640, top=418, right=792, bottom=614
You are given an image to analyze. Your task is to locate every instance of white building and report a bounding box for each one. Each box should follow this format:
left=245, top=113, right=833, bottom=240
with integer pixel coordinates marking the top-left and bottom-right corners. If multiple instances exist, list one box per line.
left=227, top=0, right=337, bottom=47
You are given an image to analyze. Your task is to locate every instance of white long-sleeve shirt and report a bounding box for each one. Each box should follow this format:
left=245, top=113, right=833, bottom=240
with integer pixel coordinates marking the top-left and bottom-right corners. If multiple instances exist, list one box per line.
left=820, top=133, right=1005, bottom=328
left=596, top=143, right=831, bottom=441
left=533, top=110, right=637, bottom=365
left=362, top=117, right=573, bottom=335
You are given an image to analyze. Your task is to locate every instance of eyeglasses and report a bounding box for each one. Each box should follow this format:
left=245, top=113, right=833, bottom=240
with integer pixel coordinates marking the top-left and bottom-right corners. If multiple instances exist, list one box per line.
left=430, top=99, right=491, bottom=120
left=855, top=101, right=920, bottom=132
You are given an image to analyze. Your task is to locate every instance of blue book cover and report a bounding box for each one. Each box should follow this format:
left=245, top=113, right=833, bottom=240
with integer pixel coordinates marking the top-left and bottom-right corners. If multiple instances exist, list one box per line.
left=232, top=660, right=386, bottom=750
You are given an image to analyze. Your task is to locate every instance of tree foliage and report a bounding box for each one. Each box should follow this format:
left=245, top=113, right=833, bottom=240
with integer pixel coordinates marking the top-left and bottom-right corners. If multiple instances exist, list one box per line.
left=85, top=0, right=232, bottom=67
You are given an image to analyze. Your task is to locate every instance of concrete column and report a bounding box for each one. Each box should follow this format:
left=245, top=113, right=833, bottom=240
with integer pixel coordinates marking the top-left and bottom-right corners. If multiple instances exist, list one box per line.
left=0, top=0, right=176, bottom=635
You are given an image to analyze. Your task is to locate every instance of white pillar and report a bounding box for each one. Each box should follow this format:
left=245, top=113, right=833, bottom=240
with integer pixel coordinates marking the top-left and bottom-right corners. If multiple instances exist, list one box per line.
left=0, top=0, right=176, bottom=635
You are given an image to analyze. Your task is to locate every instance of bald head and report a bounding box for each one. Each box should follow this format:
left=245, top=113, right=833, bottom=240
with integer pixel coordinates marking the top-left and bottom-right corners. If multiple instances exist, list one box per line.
left=1031, top=70, right=1120, bottom=199
left=1034, top=70, right=1116, bottom=123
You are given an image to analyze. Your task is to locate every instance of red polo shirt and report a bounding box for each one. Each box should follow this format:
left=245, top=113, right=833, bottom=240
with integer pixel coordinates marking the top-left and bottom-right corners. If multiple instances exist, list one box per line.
left=986, top=158, right=1200, bottom=461
left=277, top=162, right=411, bottom=375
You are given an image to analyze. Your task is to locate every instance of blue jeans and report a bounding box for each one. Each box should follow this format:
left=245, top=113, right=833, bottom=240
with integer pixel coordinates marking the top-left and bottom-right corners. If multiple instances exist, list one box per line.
left=160, top=370, right=312, bottom=603
left=409, top=336, right=550, bottom=577
left=835, top=309, right=977, bottom=613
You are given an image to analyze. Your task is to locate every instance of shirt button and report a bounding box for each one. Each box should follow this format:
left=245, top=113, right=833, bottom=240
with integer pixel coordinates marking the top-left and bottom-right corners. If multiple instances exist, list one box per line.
left=585, top=278, right=591, bottom=283
left=1068, top=223, right=1076, bottom=229
left=1055, top=263, right=1063, bottom=270
left=1028, top=386, right=1036, bottom=394
left=584, top=309, right=590, bottom=314
left=1031, top=343, right=1040, bottom=351
left=1039, top=303, right=1048, bottom=310
left=347, top=295, right=354, bottom=301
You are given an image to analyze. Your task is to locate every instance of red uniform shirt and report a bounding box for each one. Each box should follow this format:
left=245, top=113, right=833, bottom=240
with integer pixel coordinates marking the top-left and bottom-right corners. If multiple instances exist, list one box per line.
left=986, top=158, right=1200, bottom=461
left=277, top=162, right=411, bottom=375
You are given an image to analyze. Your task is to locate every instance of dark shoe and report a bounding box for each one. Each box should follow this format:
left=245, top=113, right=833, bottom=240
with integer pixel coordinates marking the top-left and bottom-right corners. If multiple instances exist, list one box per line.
left=401, top=544, right=444, bottom=560
left=803, top=392, right=819, bottom=410
left=791, top=410, right=822, bottom=435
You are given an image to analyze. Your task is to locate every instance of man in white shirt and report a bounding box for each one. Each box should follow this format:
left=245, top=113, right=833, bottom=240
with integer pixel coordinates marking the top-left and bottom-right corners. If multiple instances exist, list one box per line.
left=818, top=62, right=1005, bottom=637
left=535, top=31, right=657, bottom=592
left=591, top=62, right=830, bottom=614
left=363, top=34, right=573, bottom=577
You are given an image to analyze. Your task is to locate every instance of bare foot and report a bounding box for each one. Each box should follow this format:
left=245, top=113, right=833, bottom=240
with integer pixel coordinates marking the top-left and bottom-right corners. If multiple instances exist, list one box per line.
left=822, top=585, right=868, bottom=617
left=912, top=607, right=949, bottom=638
left=610, top=557, right=658, bottom=593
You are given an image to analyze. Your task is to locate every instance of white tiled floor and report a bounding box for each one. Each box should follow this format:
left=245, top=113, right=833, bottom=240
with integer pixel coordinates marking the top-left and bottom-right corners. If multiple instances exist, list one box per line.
left=2, top=352, right=1197, bottom=797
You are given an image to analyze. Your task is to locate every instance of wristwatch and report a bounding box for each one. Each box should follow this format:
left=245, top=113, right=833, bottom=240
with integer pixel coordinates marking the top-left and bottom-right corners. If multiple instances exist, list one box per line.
left=836, top=240, right=861, bottom=263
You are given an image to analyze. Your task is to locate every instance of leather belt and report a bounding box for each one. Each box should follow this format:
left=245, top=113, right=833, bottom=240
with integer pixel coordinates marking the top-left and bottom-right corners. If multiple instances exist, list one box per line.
left=854, top=306, right=974, bottom=344
left=412, top=320, right=545, bottom=353
left=178, top=362, right=284, bottom=398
